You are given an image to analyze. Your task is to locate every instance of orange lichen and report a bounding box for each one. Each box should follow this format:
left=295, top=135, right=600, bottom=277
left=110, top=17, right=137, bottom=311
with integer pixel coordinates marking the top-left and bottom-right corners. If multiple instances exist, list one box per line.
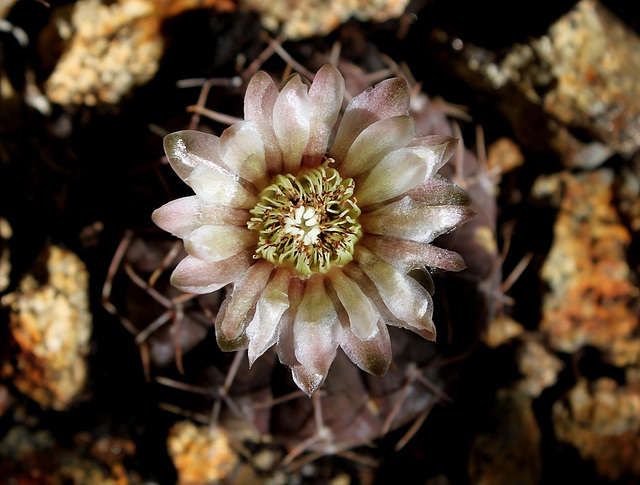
left=538, top=170, right=639, bottom=359
left=553, top=376, right=640, bottom=481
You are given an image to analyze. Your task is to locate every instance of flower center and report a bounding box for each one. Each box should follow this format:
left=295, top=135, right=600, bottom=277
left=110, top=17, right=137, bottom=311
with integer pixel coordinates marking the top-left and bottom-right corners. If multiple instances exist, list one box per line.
left=248, top=163, right=362, bottom=277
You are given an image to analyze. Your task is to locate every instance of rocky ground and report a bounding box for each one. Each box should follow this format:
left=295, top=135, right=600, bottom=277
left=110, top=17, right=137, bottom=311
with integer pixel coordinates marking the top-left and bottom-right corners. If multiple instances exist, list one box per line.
left=1, top=0, right=640, bottom=484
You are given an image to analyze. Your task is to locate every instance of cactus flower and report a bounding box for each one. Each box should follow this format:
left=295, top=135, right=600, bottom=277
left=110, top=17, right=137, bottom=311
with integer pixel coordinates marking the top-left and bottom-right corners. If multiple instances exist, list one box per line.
left=152, top=65, right=474, bottom=395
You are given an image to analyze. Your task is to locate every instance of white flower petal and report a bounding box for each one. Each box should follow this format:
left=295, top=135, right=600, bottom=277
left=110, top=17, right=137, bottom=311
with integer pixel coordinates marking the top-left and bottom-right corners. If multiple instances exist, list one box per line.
left=277, top=277, right=305, bottom=368
left=354, top=146, right=433, bottom=207
left=339, top=317, right=391, bottom=376
left=152, top=196, right=250, bottom=238
left=293, top=276, right=341, bottom=377
left=170, top=250, right=253, bottom=294
left=339, top=115, right=415, bottom=178
left=408, top=135, right=458, bottom=176
left=217, top=259, right=274, bottom=342
left=361, top=234, right=466, bottom=272
left=273, top=74, right=311, bottom=174
left=292, top=365, right=325, bottom=396
left=328, top=269, right=379, bottom=341
left=384, top=313, right=436, bottom=341
left=331, top=77, right=410, bottom=163
left=184, top=225, right=256, bottom=262
left=406, top=175, right=471, bottom=206
left=188, top=164, right=258, bottom=209
left=342, top=262, right=436, bottom=341
left=244, top=71, right=283, bottom=173
left=247, top=268, right=292, bottom=367
left=303, top=64, right=345, bottom=167
left=353, top=246, right=434, bottom=333
left=360, top=197, right=476, bottom=243
left=218, top=120, right=268, bottom=188
left=164, top=130, right=223, bottom=181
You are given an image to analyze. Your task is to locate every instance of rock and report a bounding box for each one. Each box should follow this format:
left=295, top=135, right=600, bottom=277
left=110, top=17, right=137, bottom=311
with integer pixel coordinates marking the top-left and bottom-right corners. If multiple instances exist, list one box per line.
left=483, top=314, right=525, bottom=349
left=617, top=154, right=640, bottom=233
left=442, top=0, right=640, bottom=168
left=241, top=0, right=410, bottom=39
left=167, top=420, right=240, bottom=484
left=44, top=0, right=236, bottom=106
left=515, top=339, right=563, bottom=398
left=553, top=376, right=640, bottom=481
left=534, top=169, right=640, bottom=361
left=1, top=246, right=92, bottom=410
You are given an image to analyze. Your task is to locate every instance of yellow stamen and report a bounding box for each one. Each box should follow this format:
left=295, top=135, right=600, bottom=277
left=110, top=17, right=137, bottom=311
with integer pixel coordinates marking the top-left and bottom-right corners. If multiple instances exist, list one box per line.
left=248, top=163, right=362, bottom=277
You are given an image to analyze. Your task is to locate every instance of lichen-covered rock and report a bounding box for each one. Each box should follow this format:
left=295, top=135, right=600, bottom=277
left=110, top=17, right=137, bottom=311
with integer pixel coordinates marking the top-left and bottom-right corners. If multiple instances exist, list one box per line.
left=241, top=0, right=410, bottom=39
left=515, top=339, right=563, bottom=398
left=482, top=314, right=525, bottom=349
left=1, top=246, right=92, bottom=410
left=167, top=420, right=240, bottom=484
left=444, top=0, right=640, bottom=168
left=44, top=0, right=236, bottom=106
left=553, top=376, right=640, bottom=481
left=534, top=169, right=640, bottom=360
left=617, top=154, right=640, bottom=234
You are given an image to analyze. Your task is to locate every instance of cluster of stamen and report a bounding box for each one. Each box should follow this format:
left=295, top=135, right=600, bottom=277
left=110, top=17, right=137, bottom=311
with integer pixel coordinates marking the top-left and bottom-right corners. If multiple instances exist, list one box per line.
left=248, top=163, right=362, bottom=277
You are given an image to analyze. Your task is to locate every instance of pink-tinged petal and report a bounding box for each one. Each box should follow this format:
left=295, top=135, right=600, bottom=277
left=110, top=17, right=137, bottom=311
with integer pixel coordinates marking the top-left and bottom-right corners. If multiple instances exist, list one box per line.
left=303, top=64, right=345, bottom=167
left=406, top=175, right=472, bottom=206
left=170, top=250, right=253, bottom=294
left=354, top=146, right=434, bottom=207
left=342, top=262, right=436, bottom=341
left=339, top=115, right=415, bottom=178
left=327, top=269, right=379, bottom=341
left=215, top=321, right=248, bottom=351
left=361, top=234, right=467, bottom=272
left=353, top=246, right=433, bottom=332
left=218, top=121, right=268, bottom=188
left=217, top=259, right=274, bottom=342
left=152, top=197, right=250, bottom=238
left=408, top=135, right=458, bottom=175
left=339, top=317, right=391, bottom=376
left=273, top=74, right=311, bottom=174
left=164, top=130, right=223, bottom=181
left=331, top=77, right=410, bottom=163
left=246, top=268, right=292, bottom=367
left=184, top=225, right=257, bottom=262
left=293, top=275, right=341, bottom=377
left=187, top=164, right=258, bottom=209
left=244, top=71, right=283, bottom=174
left=277, top=277, right=305, bottom=368
left=384, top=314, right=436, bottom=341
left=360, top=197, right=476, bottom=243
left=291, top=365, right=325, bottom=396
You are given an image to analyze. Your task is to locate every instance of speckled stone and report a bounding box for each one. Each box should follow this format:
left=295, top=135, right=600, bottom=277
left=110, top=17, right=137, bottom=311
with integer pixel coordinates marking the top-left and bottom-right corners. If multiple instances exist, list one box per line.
left=44, top=0, right=236, bottom=106
left=167, top=420, right=240, bottom=484
left=482, top=314, right=525, bottom=349
left=241, top=0, right=410, bottom=39
left=515, top=339, right=564, bottom=398
left=448, top=0, right=640, bottom=168
left=534, top=169, right=640, bottom=361
left=553, top=376, right=640, bottom=481
left=1, top=246, right=92, bottom=410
